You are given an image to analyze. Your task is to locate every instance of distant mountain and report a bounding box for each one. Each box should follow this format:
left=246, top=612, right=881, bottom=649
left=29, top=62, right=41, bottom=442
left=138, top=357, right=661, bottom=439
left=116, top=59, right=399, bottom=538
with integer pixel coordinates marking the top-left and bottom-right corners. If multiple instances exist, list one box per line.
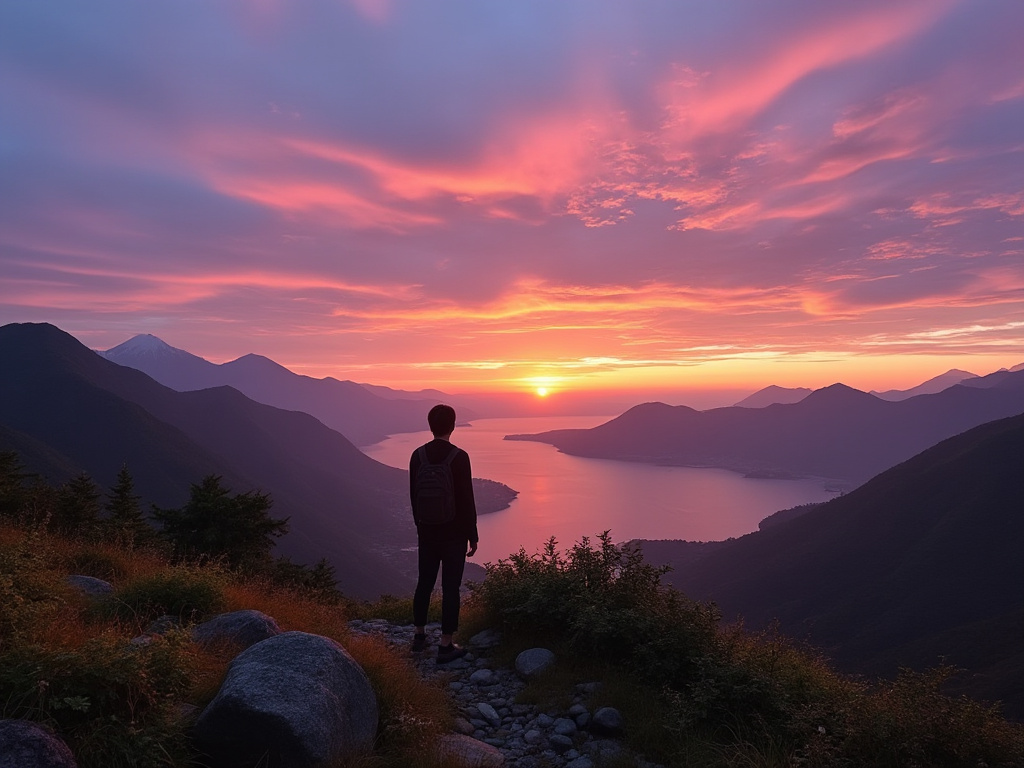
left=638, top=411, right=1024, bottom=718
left=100, top=335, right=460, bottom=446
left=0, top=323, right=474, bottom=597
left=871, top=368, right=978, bottom=401
left=733, top=385, right=812, bottom=408
left=507, top=374, right=1024, bottom=485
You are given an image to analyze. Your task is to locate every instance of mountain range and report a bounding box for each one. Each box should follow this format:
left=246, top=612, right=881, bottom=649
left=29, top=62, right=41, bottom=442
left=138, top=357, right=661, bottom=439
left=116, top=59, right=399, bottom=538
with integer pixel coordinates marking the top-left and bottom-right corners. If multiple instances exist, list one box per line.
left=636, top=410, right=1024, bottom=718
left=0, top=323, right=513, bottom=597
left=507, top=371, right=1024, bottom=486
left=100, top=334, right=469, bottom=446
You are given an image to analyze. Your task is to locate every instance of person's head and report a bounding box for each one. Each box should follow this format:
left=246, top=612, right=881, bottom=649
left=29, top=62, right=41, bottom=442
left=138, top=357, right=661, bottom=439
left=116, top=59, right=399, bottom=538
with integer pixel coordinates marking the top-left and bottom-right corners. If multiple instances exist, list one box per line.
left=427, top=404, right=457, bottom=437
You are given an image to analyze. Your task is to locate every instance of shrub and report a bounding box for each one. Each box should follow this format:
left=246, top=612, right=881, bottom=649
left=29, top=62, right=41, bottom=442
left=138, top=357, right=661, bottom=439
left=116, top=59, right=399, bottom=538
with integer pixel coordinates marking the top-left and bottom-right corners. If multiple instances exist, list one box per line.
left=0, top=631, right=196, bottom=768
left=103, top=566, right=226, bottom=629
left=470, top=532, right=720, bottom=688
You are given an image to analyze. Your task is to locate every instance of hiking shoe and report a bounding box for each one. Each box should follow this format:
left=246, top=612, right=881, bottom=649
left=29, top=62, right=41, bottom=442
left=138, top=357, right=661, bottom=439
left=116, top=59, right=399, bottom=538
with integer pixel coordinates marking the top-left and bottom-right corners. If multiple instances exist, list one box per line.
left=436, top=643, right=467, bottom=664
left=410, top=633, right=428, bottom=653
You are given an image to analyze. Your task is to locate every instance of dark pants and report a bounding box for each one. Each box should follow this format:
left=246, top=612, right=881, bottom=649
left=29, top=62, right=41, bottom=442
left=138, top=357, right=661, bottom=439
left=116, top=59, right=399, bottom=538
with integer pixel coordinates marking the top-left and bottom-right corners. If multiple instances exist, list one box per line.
left=413, top=537, right=467, bottom=635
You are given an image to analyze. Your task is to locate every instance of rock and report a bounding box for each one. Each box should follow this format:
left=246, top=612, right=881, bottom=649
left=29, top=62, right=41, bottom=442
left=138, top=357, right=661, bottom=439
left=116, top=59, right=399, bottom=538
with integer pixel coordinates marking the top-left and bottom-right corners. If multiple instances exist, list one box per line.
left=549, top=734, right=574, bottom=753
left=453, top=717, right=476, bottom=735
left=469, top=628, right=502, bottom=649
left=476, top=702, right=501, bottom=727
left=591, top=706, right=624, bottom=736
left=191, top=610, right=282, bottom=650
left=0, top=720, right=77, bottom=768
left=193, top=631, right=377, bottom=767
left=575, top=712, right=591, bottom=729
left=436, top=734, right=505, bottom=767
left=523, top=729, right=542, bottom=744
left=469, top=668, right=496, bottom=686
left=65, top=575, right=112, bottom=599
left=514, top=648, right=555, bottom=679
left=553, top=717, right=577, bottom=736
left=586, top=739, right=626, bottom=763
left=145, top=615, right=180, bottom=635
left=567, top=703, right=588, bottom=717
left=566, top=757, right=595, bottom=768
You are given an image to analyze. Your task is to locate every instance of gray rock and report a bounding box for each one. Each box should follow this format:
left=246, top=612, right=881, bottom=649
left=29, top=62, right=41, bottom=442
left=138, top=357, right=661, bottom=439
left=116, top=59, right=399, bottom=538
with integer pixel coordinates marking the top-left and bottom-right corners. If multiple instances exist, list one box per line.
left=523, top=728, right=543, bottom=744
left=567, top=703, right=588, bottom=717
left=476, top=702, right=501, bottom=727
left=65, top=575, right=113, bottom=598
left=553, top=717, right=577, bottom=736
left=145, top=615, right=180, bottom=635
left=0, top=720, right=77, bottom=768
left=436, top=734, right=505, bottom=767
left=469, top=668, right=496, bottom=686
left=469, top=628, right=502, bottom=649
left=586, top=738, right=625, bottom=760
left=549, top=734, right=574, bottom=753
left=191, top=609, right=282, bottom=650
left=566, top=757, right=595, bottom=768
left=193, top=631, right=377, bottom=766
left=514, top=648, right=555, bottom=679
left=575, top=712, right=591, bottom=729
left=536, top=713, right=554, bottom=727
left=453, top=717, right=476, bottom=735
left=591, top=706, right=624, bottom=736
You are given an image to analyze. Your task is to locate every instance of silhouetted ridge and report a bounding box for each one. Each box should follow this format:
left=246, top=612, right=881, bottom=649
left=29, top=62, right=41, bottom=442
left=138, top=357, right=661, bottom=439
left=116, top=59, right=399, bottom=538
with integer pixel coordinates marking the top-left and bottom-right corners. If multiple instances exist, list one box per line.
left=643, top=411, right=1024, bottom=718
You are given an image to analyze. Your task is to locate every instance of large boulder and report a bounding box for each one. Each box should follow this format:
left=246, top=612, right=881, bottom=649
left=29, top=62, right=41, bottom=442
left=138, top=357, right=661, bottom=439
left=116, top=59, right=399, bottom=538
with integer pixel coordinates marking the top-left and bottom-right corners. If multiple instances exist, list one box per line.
left=193, top=631, right=378, bottom=767
left=0, top=720, right=77, bottom=768
left=191, top=610, right=282, bottom=650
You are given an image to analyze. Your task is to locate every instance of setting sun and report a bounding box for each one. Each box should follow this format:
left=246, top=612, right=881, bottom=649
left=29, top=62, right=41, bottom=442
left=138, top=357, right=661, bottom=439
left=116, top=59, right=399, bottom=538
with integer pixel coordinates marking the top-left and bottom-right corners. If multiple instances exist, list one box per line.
left=536, top=387, right=549, bottom=397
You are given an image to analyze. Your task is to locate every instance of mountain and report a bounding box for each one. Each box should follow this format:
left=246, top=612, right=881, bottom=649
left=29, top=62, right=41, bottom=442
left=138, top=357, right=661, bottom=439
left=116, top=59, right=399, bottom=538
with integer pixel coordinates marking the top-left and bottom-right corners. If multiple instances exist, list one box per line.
left=507, top=375, right=1024, bottom=485
left=100, top=335, right=459, bottom=445
left=638, top=411, right=1024, bottom=718
left=733, top=385, right=812, bottom=408
left=871, top=368, right=979, bottom=401
left=1, top=323, right=421, bottom=597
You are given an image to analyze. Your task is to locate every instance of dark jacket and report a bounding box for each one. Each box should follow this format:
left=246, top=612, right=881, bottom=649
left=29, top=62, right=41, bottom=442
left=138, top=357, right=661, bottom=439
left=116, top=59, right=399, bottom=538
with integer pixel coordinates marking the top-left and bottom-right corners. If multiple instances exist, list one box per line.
left=409, top=438, right=479, bottom=545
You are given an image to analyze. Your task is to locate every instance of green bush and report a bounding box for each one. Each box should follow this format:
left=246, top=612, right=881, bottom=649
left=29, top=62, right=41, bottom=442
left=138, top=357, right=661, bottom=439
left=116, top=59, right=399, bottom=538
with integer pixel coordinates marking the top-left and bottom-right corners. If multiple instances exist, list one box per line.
left=103, top=566, right=226, bottom=628
left=0, top=632, right=196, bottom=768
left=471, top=532, right=720, bottom=687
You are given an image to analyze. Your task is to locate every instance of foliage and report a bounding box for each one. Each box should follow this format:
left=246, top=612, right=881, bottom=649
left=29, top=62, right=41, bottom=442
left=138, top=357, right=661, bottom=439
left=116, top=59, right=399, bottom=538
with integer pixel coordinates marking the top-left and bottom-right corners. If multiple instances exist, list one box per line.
left=0, top=631, right=196, bottom=768
left=54, top=473, right=103, bottom=538
left=152, top=474, right=288, bottom=571
left=472, top=532, right=1024, bottom=767
left=103, top=464, right=154, bottom=548
left=471, top=532, right=721, bottom=687
left=100, top=565, right=227, bottom=628
left=271, top=555, right=343, bottom=604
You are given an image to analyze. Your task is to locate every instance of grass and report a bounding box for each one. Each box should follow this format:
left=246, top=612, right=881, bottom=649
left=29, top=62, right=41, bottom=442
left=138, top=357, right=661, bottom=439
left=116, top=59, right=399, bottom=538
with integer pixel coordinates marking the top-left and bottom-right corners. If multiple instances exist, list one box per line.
left=3, top=517, right=1024, bottom=768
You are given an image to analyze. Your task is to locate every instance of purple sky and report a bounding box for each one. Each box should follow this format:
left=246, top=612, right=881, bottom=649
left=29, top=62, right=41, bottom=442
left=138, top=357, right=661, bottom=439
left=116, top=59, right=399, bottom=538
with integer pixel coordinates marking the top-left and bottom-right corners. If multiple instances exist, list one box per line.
left=2, top=0, right=1022, bottom=398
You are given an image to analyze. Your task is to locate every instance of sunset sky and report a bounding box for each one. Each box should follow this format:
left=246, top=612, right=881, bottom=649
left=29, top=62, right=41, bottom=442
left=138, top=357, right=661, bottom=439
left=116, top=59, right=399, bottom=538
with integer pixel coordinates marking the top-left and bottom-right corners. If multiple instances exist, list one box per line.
left=2, top=1, right=1022, bottom=402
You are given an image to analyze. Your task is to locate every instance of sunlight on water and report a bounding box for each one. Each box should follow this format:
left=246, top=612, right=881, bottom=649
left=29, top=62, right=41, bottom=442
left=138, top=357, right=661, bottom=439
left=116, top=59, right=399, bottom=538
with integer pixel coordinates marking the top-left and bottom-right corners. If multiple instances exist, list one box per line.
left=363, top=416, right=838, bottom=565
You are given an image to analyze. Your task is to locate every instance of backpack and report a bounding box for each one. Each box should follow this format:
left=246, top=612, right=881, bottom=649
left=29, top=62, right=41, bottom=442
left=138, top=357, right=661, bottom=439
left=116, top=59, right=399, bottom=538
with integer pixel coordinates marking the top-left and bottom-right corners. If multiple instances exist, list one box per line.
left=413, top=446, right=459, bottom=525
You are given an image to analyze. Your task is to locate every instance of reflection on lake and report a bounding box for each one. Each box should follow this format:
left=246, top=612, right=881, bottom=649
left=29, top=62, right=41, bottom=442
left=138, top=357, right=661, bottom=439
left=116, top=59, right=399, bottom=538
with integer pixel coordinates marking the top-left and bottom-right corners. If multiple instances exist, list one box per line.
left=362, top=416, right=838, bottom=565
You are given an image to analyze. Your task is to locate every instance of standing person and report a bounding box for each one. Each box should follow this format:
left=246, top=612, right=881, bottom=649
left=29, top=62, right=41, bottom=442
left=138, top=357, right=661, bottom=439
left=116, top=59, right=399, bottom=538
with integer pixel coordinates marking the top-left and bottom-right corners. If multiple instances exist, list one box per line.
left=410, top=403, right=479, bottom=663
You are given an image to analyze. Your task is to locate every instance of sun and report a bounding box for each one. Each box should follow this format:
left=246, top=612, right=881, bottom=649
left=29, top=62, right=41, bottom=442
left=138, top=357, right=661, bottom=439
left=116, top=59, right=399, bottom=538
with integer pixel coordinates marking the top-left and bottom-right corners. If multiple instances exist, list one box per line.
left=536, top=387, right=549, bottom=397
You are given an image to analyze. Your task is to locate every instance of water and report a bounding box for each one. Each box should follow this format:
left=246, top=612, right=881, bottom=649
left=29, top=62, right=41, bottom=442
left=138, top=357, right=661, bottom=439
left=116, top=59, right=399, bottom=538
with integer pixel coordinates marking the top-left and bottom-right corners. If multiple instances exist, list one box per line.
left=363, top=416, right=838, bottom=565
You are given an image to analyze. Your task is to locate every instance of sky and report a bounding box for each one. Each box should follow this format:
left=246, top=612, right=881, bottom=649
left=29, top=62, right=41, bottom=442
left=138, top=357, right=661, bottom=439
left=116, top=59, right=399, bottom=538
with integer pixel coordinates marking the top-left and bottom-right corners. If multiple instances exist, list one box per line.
left=2, top=0, right=1023, bottom=404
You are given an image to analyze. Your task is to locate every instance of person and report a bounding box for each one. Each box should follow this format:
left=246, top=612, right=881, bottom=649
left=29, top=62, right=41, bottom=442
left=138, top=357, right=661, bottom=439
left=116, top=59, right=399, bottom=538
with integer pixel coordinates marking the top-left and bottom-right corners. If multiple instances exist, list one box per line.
left=410, top=403, right=478, bottom=663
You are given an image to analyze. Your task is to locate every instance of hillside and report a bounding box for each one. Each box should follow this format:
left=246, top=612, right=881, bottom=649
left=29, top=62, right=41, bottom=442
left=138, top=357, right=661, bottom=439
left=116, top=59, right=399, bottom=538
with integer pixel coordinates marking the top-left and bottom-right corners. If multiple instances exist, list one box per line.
left=0, top=323, right=423, bottom=596
left=101, top=334, right=460, bottom=445
left=639, top=412, right=1024, bottom=718
left=507, top=375, right=1024, bottom=485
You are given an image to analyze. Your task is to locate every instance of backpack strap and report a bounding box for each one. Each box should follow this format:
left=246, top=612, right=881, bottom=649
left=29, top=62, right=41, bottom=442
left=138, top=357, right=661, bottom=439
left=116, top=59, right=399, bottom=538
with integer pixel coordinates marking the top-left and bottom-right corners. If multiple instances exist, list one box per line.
left=441, top=446, right=460, bottom=466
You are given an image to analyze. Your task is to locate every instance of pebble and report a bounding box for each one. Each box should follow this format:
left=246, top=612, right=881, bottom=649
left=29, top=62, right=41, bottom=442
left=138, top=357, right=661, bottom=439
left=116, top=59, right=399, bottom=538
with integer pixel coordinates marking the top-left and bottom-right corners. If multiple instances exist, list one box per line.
left=347, top=619, right=664, bottom=768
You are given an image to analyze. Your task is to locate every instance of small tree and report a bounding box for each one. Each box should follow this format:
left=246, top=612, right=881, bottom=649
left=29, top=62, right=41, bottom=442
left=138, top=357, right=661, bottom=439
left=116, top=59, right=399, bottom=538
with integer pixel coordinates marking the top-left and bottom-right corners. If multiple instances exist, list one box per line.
left=104, top=464, right=152, bottom=547
left=0, top=451, right=31, bottom=519
left=54, top=473, right=102, bottom=537
left=152, top=475, right=288, bottom=571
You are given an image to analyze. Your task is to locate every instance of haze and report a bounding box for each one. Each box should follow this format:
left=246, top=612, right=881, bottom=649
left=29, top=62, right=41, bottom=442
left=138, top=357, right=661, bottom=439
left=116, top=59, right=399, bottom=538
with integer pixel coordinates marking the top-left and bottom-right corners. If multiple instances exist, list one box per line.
left=2, top=1, right=1022, bottom=400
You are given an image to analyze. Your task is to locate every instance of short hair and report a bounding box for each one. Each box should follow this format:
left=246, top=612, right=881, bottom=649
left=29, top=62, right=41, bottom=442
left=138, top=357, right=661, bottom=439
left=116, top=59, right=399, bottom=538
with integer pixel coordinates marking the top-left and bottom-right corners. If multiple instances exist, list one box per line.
left=427, top=404, right=456, bottom=437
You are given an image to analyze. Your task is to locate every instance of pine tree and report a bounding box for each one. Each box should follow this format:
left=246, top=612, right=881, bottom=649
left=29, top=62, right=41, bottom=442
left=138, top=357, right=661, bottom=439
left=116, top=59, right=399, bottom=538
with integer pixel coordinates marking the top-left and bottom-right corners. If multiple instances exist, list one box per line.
left=54, top=473, right=102, bottom=537
left=0, top=451, right=31, bottom=519
left=104, top=464, right=151, bottom=547
left=153, top=475, right=288, bottom=571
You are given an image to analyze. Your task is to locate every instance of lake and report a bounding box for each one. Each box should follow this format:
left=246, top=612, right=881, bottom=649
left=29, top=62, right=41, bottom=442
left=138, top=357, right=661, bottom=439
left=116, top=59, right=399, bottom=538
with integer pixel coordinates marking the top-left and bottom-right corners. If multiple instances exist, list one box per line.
left=362, top=415, right=838, bottom=564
